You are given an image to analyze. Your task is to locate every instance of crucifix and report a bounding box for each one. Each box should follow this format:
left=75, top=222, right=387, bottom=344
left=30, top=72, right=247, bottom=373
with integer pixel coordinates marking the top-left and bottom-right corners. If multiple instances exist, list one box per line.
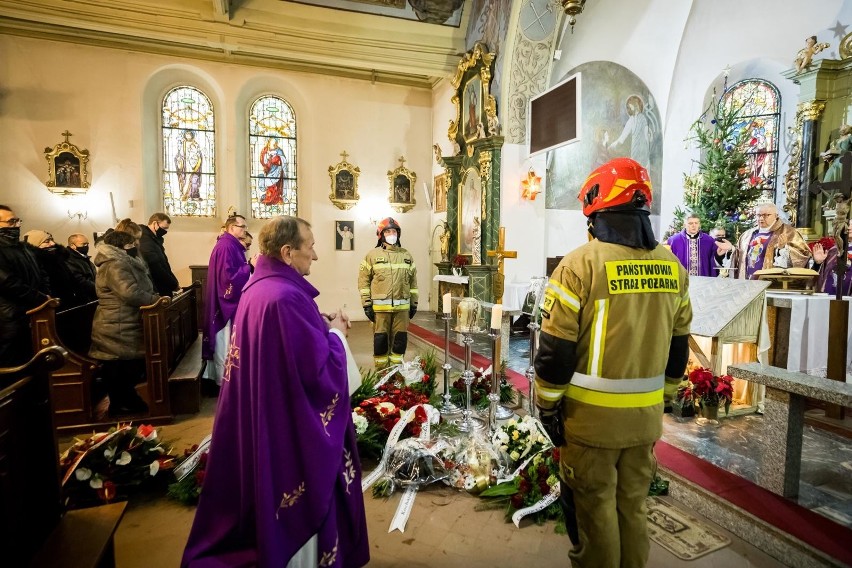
left=486, top=226, right=517, bottom=303
left=340, top=150, right=349, bottom=162
left=808, top=151, right=851, bottom=419
left=62, top=130, right=73, bottom=144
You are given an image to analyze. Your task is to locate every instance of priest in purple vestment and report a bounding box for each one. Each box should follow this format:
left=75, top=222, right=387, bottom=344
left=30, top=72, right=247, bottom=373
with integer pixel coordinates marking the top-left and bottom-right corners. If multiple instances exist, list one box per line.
left=814, top=219, right=852, bottom=297
left=666, top=214, right=730, bottom=277
left=202, top=214, right=255, bottom=385
left=183, top=216, right=369, bottom=568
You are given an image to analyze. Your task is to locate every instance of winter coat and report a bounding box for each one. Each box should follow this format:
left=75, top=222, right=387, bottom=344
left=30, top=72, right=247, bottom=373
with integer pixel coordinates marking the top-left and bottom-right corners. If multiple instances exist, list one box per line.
left=29, top=244, right=85, bottom=309
left=139, top=225, right=179, bottom=296
left=0, top=229, right=49, bottom=365
left=89, top=243, right=159, bottom=360
left=65, top=248, right=98, bottom=303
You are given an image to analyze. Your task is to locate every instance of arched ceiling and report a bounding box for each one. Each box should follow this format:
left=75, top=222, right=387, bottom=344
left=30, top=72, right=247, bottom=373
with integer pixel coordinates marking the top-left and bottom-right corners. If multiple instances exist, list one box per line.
left=0, top=0, right=470, bottom=87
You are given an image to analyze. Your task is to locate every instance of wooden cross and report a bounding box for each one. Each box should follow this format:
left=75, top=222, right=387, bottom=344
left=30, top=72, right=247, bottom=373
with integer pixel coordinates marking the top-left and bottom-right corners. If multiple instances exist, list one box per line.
left=486, top=226, right=518, bottom=302
left=340, top=150, right=349, bottom=162
left=61, top=130, right=73, bottom=144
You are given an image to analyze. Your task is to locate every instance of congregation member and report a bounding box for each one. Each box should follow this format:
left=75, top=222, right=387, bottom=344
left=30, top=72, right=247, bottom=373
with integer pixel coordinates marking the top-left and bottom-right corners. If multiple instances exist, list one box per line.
left=139, top=212, right=181, bottom=296
left=66, top=233, right=98, bottom=303
left=0, top=205, right=49, bottom=367
left=732, top=203, right=811, bottom=279
left=202, top=215, right=255, bottom=386
left=358, top=217, right=418, bottom=368
left=666, top=213, right=732, bottom=276
left=813, top=218, right=852, bottom=296
left=89, top=226, right=159, bottom=416
left=24, top=229, right=84, bottom=308
left=183, top=215, right=369, bottom=568
left=534, top=158, right=692, bottom=568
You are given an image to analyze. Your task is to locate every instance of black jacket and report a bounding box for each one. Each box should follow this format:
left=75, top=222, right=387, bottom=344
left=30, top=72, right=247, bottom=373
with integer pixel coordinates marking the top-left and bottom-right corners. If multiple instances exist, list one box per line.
left=29, top=244, right=87, bottom=309
left=139, top=225, right=179, bottom=296
left=0, top=230, right=50, bottom=366
left=65, top=247, right=98, bottom=303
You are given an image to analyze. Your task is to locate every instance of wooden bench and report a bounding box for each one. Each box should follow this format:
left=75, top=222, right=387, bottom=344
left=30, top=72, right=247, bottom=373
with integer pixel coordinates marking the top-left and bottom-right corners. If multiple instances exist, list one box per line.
left=0, top=347, right=126, bottom=567
left=28, top=283, right=203, bottom=432
left=728, top=362, right=852, bottom=498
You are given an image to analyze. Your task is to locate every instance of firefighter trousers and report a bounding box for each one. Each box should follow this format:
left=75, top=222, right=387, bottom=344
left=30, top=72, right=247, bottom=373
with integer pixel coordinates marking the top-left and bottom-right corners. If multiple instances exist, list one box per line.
left=373, top=310, right=410, bottom=368
left=559, top=441, right=655, bottom=568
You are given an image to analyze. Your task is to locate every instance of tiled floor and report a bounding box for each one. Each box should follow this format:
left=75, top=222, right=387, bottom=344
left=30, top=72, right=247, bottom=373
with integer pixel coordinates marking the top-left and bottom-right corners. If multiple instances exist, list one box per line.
left=80, top=321, right=794, bottom=567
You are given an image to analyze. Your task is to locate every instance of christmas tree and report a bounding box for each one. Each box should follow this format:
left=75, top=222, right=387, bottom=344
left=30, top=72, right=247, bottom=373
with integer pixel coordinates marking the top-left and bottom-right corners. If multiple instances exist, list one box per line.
left=665, top=90, right=764, bottom=240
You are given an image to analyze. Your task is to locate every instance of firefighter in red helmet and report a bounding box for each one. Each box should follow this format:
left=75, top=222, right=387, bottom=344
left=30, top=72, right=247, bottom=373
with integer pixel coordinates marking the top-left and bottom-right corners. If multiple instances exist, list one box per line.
left=535, top=157, right=692, bottom=568
left=358, top=217, right=418, bottom=368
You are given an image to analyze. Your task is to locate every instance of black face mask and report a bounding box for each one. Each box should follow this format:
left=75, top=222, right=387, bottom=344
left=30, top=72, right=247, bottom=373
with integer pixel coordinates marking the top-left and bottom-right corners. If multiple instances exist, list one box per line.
left=44, top=245, right=58, bottom=253
left=0, top=227, right=21, bottom=242
left=126, top=247, right=139, bottom=257
left=76, top=245, right=90, bottom=256
left=156, top=227, right=168, bottom=237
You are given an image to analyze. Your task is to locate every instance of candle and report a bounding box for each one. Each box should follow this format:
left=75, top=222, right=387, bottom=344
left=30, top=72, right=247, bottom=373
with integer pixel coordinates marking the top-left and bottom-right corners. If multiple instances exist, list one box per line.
left=443, top=292, right=451, bottom=314
left=490, top=304, right=502, bottom=330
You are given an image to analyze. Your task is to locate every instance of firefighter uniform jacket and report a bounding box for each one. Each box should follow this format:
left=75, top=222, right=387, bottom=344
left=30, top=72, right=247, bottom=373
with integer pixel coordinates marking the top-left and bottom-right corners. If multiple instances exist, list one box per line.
left=358, top=245, right=418, bottom=312
left=535, top=240, right=692, bottom=449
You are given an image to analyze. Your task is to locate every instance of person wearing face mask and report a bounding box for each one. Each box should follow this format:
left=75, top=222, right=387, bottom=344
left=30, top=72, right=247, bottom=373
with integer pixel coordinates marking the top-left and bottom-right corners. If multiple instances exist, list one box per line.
left=65, top=233, right=97, bottom=303
left=0, top=205, right=50, bottom=367
left=139, top=212, right=180, bottom=296
left=358, top=217, right=418, bottom=368
left=89, top=228, right=159, bottom=416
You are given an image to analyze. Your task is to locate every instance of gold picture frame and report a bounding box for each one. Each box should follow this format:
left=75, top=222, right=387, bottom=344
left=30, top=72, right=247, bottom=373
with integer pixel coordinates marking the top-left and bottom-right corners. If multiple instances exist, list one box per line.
left=388, top=155, right=417, bottom=213
left=448, top=42, right=496, bottom=150
left=44, top=130, right=90, bottom=194
left=328, top=150, right=360, bottom=210
left=434, top=172, right=448, bottom=213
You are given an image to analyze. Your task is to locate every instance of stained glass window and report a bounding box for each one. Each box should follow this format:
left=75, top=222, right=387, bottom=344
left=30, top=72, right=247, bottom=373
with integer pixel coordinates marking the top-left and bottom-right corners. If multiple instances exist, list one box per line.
left=249, top=95, right=297, bottom=218
left=161, top=86, right=216, bottom=217
left=721, top=79, right=781, bottom=193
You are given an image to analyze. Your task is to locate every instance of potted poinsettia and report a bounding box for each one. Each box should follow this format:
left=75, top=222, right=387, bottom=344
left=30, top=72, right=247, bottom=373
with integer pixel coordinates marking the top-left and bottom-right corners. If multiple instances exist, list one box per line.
left=672, top=380, right=696, bottom=419
left=687, top=367, right=734, bottom=420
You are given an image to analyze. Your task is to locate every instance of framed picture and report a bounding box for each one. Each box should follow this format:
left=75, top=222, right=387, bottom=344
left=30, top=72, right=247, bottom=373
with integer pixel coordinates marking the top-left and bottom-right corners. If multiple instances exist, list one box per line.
left=335, top=220, right=355, bottom=251
left=328, top=151, right=360, bottom=210
left=44, top=131, right=90, bottom=194
left=434, top=172, right=448, bottom=213
left=448, top=42, right=496, bottom=151
left=388, top=156, right=417, bottom=213
left=462, top=75, right=483, bottom=142
left=457, top=166, right=482, bottom=257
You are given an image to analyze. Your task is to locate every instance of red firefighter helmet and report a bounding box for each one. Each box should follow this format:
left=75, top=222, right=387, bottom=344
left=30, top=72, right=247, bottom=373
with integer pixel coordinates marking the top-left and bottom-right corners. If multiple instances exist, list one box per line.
left=578, top=157, right=652, bottom=216
left=376, top=217, right=402, bottom=238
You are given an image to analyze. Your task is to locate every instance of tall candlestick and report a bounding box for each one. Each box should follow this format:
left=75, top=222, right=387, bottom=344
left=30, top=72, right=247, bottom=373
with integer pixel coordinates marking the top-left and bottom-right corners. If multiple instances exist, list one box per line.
left=442, top=292, right=451, bottom=314
left=490, top=304, right=502, bottom=330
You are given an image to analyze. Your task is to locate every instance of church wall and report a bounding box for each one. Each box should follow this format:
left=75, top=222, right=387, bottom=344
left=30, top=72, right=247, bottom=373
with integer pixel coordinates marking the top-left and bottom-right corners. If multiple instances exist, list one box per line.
left=0, top=34, right=433, bottom=321
left=429, top=78, right=456, bottom=312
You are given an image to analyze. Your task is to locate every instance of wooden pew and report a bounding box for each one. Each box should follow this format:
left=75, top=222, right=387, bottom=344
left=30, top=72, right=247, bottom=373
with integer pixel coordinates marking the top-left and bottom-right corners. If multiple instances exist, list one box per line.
left=0, top=347, right=126, bottom=567
left=29, top=283, right=202, bottom=432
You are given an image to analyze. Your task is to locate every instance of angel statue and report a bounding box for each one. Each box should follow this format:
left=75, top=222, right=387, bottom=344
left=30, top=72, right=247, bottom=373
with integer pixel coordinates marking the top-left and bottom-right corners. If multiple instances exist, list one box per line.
left=794, top=35, right=830, bottom=73
left=439, top=221, right=451, bottom=263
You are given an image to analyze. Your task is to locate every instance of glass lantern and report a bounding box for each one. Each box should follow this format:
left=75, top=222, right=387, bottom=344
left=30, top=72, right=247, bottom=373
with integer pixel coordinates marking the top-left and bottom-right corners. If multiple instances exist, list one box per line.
left=456, top=297, right=481, bottom=333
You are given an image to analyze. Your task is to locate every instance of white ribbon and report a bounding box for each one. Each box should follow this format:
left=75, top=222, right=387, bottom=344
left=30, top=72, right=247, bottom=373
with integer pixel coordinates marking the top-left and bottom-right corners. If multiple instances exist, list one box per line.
left=388, top=486, right=419, bottom=533
left=360, top=404, right=432, bottom=492
left=511, top=483, right=561, bottom=528
left=174, top=434, right=213, bottom=481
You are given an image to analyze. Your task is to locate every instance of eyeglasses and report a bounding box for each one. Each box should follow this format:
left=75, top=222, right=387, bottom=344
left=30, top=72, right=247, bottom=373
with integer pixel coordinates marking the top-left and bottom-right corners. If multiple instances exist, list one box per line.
left=234, top=224, right=247, bottom=229
left=1, top=217, right=22, bottom=227
left=755, top=213, right=775, bottom=218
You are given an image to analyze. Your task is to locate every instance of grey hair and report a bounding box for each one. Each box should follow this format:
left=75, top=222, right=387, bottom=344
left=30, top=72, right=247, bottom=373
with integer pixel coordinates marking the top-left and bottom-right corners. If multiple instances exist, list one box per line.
left=259, top=216, right=311, bottom=259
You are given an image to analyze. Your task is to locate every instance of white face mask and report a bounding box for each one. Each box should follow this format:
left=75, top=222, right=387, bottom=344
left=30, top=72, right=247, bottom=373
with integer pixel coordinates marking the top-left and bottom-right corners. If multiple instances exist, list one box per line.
left=384, top=234, right=398, bottom=245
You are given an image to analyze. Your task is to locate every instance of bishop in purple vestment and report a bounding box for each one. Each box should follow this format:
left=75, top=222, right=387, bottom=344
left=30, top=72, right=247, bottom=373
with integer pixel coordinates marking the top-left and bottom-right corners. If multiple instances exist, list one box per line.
left=183, top=216, right=369, bottom=568
left=202, top=215, right=252, bottom=385
left=666, top=215, right=727, bottom=277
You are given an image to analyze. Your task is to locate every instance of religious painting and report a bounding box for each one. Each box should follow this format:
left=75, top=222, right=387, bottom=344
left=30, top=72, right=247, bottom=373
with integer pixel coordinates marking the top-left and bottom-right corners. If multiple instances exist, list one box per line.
left=463, top=76, right=483, bottom=142
left=458, top=167, right=482, bottom=257
left=250, top=95, right=297, bottom=219
left=388, top=156, right=417, bottom=213
left=546, top=62, right=663, bottom=214
left=162, top=86, right=216, bottom=217
left=44, top=131, right=90, bottom=194
left=328, top=151, right=360, bottom=210
left=335, top=220, right=355, bottom=251
left=434, top=173, right=448, bottom=213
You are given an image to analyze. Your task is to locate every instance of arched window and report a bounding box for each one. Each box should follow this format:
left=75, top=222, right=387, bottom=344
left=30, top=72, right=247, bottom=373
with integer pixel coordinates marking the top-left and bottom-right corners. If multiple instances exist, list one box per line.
left=249, top=95, right=297, bottom=218
left=161, top=86, right=216, bottom=217
left=721, top=79, right=781, bottom=193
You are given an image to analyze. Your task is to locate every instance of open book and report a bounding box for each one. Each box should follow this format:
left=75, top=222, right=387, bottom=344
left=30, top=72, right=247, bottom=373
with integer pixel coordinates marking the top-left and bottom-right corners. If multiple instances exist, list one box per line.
left=753, top=267, right=819, bottom=292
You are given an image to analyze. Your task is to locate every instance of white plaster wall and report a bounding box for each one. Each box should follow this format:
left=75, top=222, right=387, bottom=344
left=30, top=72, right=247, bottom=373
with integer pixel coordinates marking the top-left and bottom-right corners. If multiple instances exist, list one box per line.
left=428, top=77, right=456, bottom=312
left=0, top=35, right=433, bottom=321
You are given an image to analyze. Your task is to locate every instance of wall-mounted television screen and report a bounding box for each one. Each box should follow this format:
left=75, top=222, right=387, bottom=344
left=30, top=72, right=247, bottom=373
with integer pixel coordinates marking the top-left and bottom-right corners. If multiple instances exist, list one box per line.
left=528, top=72, right=581, bottom=157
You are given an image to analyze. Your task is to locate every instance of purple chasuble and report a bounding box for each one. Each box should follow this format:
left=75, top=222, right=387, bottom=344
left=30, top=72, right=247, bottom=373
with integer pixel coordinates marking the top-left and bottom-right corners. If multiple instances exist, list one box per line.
left=202, top=232, right=252, bottom=360
left=183, top=255, right=369, bottom=568
left=667, top=231, right=718, bottom=277
left=816, top=243, right=852, bottom=296
left=745, top=231, right=772, bottom=279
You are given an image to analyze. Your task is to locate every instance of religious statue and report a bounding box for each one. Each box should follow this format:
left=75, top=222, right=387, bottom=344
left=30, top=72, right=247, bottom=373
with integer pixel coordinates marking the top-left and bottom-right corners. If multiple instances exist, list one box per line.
left=794, top=35, right=829, bottom=73
left=439, top=221, right=451, bottom=263
left=487, top=114, right=500, bottom=137
left=471, top=216, right=482, bottom=265
left=824, top=125, right=852, bottom=183
left=476, top=121, right=486, bottom=139
left=833, top=195, right=850, bottom=251
left=433, top=143, right=442, bottom=164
